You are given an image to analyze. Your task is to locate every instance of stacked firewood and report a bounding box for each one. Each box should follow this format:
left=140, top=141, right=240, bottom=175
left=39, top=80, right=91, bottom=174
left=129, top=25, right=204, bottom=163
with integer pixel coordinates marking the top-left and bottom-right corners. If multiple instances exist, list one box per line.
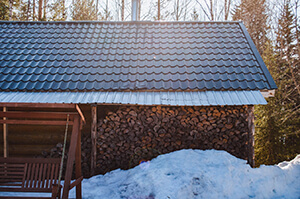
left=95, top=105, right=249, bottom=174
left=41, top=137, right=91, bottom=178
left=81, top=135, right=92, bottom=177
left=40, top=143, right=67, bottom=158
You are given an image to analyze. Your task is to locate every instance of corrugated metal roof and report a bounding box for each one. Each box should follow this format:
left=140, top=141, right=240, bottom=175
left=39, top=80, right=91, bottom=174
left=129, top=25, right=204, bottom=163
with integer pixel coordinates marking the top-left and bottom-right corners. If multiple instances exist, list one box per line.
left=0, top=21, right=277, bottom=92
left=0, top=91, right=267, bottom=106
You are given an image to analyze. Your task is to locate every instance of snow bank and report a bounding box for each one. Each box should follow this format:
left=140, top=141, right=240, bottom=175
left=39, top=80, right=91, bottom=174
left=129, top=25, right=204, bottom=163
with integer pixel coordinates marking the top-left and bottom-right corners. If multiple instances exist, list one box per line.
left=1, top=149, right=299, bottom=198
left=80, top=150, right=300, bottom=199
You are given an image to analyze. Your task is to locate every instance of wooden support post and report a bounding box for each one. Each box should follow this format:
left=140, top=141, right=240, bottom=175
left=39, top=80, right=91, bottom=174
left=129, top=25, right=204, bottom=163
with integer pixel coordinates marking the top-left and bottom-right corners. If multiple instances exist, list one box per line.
left=247, top=105, right=255, bottom=167
left=3, top=107, right=8, bottom=158
left=91, top=105, right=97, bottom=176
left=62, top=115, right=80, bottom=199
left=75, top=118, right=82, bottom=199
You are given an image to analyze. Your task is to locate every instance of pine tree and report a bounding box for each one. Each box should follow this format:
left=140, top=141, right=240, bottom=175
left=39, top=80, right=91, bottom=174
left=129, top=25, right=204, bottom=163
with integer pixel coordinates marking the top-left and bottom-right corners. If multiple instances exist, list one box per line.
left=255, top=42, right=285, bottom=165
left=255, top=0, right=300, bottom=166
left=232, top=0, right=269, bottom=55
left=274, top=0, right=300, bottom=161
left=232, top=0, right=299, bottom=166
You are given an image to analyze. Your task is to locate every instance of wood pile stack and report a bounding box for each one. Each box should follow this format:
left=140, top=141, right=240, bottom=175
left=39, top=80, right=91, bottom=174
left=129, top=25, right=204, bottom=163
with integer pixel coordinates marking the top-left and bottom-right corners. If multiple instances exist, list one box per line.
left=95, top=105, right=249, bottom=174
left=81, top=135, right=92, bottom=177
left=41, top=105, right=250, bottom=176
left=40, top=143, right=66, bottom=159
left=41, top=137, right=91, bottom=178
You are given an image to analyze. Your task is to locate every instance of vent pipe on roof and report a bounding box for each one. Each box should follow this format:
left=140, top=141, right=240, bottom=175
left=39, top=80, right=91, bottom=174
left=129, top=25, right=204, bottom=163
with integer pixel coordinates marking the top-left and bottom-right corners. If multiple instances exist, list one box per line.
left=132, top=0, right=140, bottom=21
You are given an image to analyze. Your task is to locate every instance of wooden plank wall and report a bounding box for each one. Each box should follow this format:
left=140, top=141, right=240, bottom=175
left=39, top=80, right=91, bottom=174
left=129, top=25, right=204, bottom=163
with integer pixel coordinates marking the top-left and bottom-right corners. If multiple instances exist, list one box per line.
left=0, top=104, right=91, bottom=158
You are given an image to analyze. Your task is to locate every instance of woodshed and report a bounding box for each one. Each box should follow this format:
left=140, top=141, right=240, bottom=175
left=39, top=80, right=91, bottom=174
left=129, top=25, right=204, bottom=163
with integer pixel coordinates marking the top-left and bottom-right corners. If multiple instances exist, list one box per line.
left=0, top=21, right=277, bottom=176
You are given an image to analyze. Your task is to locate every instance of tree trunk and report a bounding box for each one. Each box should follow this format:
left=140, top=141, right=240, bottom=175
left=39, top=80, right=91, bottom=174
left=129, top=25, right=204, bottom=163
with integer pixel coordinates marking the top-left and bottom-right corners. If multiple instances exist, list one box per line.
left=27, top=0, right=30, bottom=20
left=176, top=0, right=179, bottom=20
left=138, top=0, right=141, bottom=20
left=157, top=0, right=160, bottom=20
left=9, top=0, right=13, bottom=20
left=38, top=0, right=43, bottom=20
left=224, top=0, right=231, bottom=20
left=96, top=0, right=99, bottom=20
left=43, top=0, right=46, bottom=19
left=33, top=0, right=36, bottom=20
left=106, top=0, right=109, bottom=20
left=62, top=0, right=65, bottom=20
left=121, top=0, right=124, bottom=20
left=210, top=0, right=214, bottom=20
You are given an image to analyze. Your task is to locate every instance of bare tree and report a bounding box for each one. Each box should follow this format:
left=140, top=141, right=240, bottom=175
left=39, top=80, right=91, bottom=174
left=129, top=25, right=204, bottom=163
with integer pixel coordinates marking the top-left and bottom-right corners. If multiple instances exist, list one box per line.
left=174, top=0, right=180, bottom=20
left=224, top=0, right=231, bottom=20
left=172, top=0, right=192, bottom=21
left=97, top=0, right=112, bottom=20
left=195, top=0, right=232, bottom=21
left=195, top=0, right=210, bottom=20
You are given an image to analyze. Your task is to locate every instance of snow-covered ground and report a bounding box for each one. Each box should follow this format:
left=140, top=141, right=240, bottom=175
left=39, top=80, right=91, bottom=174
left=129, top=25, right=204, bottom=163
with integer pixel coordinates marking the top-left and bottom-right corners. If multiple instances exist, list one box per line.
left=1, top=149, right=300, bottom=199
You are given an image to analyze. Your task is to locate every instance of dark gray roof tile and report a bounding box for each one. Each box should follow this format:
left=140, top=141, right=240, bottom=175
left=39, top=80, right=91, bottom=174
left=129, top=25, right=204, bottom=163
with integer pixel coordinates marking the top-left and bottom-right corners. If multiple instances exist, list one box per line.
left=0, top=21, right=276, bottom=91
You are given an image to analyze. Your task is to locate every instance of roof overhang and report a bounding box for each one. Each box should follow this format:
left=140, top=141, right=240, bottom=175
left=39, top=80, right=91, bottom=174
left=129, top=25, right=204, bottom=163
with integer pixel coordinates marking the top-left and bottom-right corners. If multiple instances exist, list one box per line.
left=0, top=91, right=267, bottom=106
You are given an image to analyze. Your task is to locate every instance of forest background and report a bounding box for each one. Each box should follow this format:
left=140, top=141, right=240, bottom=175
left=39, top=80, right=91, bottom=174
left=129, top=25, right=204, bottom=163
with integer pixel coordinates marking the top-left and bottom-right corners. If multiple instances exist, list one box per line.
left=0, top=0, right=299, bottom=166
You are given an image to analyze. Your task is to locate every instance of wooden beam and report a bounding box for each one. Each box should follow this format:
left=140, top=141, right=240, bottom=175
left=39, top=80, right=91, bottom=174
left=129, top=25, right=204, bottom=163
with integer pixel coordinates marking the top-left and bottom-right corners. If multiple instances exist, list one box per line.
left=69, top=176, right=83, bottom=190
left=247, top=105, right=255, bottom=167
left=62, top=115, right=80, bottom=199
left=3, top=107, right=8, bottom=158
left=260, top=90, right=276, bottom=98
left=75, top=118, right=82, bottom=199
left=0, top=157, right=61, bottom=164
left=91, top=105, right=97, bottom=176
left=0, top=144, right=59, bottom=156
left=0, top=103, right=76, bottom=109
left=0, top=111, right=77, bottom=120
left=76, top=105, right=86, bottom=125
left=0, top=120, right=74, bottom=126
